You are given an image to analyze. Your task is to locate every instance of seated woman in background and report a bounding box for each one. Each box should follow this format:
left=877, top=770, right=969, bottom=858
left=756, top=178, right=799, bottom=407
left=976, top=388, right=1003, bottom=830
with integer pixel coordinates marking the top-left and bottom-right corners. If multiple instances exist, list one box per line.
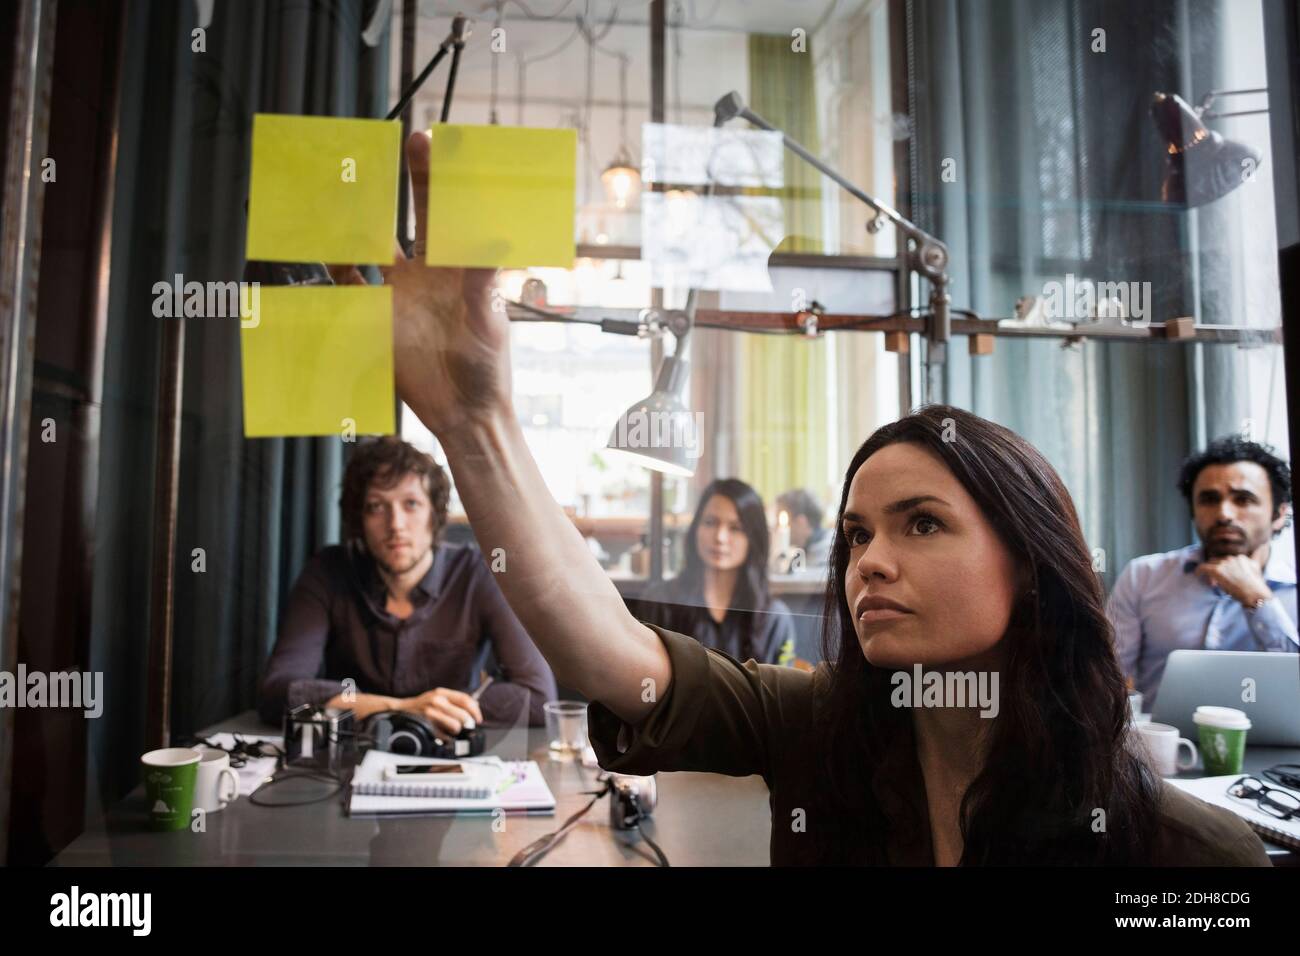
left=638, top=478, right=797, bottom=665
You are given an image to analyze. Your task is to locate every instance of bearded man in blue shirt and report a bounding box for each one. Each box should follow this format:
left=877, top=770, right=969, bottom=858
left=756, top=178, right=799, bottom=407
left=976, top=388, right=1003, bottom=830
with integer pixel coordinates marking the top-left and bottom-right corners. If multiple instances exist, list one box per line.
left=1107, top=436, right=1296, bottom=707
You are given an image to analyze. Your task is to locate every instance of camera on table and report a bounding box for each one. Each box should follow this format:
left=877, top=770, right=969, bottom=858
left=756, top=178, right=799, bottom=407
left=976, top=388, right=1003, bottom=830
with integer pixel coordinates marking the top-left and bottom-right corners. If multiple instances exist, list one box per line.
left=608, top=773, right=658, bottom=830
left=283, top=704, right=356, bottom=772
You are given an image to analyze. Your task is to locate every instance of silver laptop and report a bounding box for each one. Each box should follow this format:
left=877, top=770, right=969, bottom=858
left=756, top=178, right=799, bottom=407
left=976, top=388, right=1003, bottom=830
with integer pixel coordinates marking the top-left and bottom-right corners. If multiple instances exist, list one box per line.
left=1152, top=650, right=1300, bottom=746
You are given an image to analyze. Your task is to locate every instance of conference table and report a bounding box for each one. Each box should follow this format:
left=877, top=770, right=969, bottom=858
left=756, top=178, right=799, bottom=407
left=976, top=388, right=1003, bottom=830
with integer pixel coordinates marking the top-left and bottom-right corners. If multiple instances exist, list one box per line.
left=50, top=710, right=772, bottom=866
left=50, top=711, right=1299, bottom=866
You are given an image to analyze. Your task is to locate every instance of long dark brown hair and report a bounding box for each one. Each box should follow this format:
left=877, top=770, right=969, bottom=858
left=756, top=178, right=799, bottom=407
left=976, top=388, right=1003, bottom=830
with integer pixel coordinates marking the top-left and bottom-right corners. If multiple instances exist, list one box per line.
left=814, top=405, right=1159, bottom=864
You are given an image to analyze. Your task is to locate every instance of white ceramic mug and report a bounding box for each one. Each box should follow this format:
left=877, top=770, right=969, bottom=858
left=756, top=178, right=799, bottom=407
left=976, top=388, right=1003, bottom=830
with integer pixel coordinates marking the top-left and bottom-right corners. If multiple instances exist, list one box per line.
left=192, top=747, right=240, bottom=813
left=1136, top=721, right=1198, bottom=776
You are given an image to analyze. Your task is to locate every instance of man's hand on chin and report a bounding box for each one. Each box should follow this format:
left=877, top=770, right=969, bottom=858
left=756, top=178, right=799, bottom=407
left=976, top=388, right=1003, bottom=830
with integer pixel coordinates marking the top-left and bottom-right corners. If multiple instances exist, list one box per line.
left=1194, top=553, right=1272, bottom=607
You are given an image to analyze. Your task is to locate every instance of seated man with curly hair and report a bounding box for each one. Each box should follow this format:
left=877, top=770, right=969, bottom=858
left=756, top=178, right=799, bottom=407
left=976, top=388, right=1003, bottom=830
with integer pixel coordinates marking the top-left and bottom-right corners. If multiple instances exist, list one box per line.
left=259, top=437, right=556, bottom=732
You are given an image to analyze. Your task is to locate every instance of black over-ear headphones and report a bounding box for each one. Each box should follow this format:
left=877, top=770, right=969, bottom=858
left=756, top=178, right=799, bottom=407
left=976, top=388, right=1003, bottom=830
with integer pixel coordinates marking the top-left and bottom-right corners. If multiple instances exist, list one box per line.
left=363, top=711, right=487, bottom=759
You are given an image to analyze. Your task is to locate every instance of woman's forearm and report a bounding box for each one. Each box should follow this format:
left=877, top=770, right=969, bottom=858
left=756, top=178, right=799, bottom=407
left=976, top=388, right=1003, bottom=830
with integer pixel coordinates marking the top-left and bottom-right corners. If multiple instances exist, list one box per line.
left=439, top=411, right=671, bottom=724
left=381, top=127, right=667, bottom=723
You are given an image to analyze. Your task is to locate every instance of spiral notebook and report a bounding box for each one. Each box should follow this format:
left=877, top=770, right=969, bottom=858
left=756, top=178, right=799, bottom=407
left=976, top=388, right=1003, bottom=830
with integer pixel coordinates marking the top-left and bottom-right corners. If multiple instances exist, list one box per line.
left=348, top=749, right=556, bottom=817
left=1168, top=775, right=1300, bottom=851
left=353, top=759, right=499, bottom=799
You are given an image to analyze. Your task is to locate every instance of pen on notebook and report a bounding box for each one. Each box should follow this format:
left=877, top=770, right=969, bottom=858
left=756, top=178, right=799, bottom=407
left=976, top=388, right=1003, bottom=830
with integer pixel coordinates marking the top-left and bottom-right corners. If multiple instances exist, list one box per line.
left=470, top=671, right=493, bottom=733
left=458, top=673, right=493, bottom=729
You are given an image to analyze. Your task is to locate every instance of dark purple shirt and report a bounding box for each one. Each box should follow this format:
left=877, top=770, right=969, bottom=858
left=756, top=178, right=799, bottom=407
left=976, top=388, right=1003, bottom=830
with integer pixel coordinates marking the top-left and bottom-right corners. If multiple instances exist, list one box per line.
left=258, top=542, right=556, bottom=727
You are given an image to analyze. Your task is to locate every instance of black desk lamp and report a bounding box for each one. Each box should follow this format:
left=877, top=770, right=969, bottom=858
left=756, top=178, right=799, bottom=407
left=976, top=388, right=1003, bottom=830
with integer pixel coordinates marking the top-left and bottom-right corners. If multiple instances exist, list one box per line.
left=711, top=91, right=952, bottom=357
left=1152, top=90, right=1264, bottom=208
left=604, top=89, right=958, bottom=476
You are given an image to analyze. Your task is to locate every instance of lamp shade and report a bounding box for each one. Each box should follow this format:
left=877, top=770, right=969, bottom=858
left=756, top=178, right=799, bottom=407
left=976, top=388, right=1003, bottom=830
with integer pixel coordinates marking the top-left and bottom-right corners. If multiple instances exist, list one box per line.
left=606, top=355, right=697, bottom=477
left=601, top=146, right=642, bottom=209
left=1151, top=92, right=1262, bottom=208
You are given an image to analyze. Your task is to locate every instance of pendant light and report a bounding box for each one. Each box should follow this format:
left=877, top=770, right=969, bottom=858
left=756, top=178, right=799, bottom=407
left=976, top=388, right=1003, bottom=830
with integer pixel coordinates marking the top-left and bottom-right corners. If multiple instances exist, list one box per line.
left=601, top=53, right=641, bottom=209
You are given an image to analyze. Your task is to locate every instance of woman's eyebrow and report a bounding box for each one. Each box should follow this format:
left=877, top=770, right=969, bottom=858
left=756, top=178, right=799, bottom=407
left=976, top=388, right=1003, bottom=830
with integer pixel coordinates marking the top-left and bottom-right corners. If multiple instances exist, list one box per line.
left=837, top=496, right=951, bottom=520
left=883, top=495, right=951, bottom=514
left=843, top=496, right=951, bottom=524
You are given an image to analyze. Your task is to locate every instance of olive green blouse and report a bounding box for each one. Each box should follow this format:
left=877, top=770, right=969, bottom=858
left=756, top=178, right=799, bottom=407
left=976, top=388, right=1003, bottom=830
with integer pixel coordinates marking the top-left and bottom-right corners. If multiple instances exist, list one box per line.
left=587, top=623, right=1271, bottom=866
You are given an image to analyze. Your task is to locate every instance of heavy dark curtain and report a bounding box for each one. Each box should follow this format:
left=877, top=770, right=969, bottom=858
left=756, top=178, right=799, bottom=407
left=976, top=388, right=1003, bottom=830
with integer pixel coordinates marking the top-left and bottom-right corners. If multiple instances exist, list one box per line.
left=87, top=0, right=390, bottom=813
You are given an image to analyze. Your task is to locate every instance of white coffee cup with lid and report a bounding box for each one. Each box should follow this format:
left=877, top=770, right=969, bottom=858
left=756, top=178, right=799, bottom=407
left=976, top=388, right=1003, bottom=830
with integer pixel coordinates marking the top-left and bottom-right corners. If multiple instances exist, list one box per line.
left=1192, top=706, right=1251, bottom=775
left=1192, top=705, right=1252, bottom=731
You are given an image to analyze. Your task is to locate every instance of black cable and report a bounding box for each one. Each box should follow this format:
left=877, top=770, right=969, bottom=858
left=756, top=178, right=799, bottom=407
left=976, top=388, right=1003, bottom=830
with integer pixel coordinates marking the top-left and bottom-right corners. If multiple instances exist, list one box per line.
left=247, top=717, right=371, bottom=807
left=441, top=38, right=465, bottom=123
left=179, top=733, right=285, bottom=769
left=636, top=820, right=670, bottom=867
left=248, top=768, right=347, bottom=808
left=386, top=43, right=452, bottom=121
left=503, top=301, right=644, bottom=336
left=625, top=792, right=669, bottom=867
left=504, top=298, right=604, bottom=325
left=507, top=782, right=611, bottom=866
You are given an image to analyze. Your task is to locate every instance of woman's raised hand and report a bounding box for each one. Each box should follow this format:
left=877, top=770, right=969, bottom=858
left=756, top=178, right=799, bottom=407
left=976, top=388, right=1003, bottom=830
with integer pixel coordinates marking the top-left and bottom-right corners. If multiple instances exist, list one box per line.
left=377, top=131, right=513, bottom=438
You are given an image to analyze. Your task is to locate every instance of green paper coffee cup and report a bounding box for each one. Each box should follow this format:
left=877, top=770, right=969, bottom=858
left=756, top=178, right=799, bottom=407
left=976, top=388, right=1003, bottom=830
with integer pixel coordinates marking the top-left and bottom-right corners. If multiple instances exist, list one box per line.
left=142, top=748, right=201, bottom=831
left=1192, top=706, right=1251, bottom=776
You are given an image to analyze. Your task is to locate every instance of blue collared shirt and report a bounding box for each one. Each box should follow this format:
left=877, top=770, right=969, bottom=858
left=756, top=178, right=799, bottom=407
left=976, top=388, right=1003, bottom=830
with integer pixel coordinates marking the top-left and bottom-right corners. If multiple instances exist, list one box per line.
left=1106, top=542, right=1298, bottom=706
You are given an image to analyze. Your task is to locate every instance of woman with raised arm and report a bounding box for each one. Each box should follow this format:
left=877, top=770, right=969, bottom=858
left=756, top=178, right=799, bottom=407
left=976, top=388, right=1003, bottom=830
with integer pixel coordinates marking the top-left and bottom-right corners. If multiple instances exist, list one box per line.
left=371, top=132, right=1268, bottom=866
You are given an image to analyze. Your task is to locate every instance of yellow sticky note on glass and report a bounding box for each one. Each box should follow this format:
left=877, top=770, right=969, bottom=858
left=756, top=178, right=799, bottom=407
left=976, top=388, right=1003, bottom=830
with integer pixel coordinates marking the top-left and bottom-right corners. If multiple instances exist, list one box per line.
left=240, top=286, right=395, bottom=438
left=246, top=113, right=399, bottom=264
left=425, top=124, right=577, bottom=269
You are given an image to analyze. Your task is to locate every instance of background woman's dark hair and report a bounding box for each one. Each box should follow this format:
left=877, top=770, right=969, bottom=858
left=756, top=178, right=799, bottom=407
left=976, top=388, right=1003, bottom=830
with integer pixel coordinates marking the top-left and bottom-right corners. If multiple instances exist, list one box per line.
left=339, top=437, right=451, bottom=544
left=668, top=478, right=773, bottom=660
left=1177, top=435, right=1292, bottom=524
left=814, top=405, right=1160, bottom=864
